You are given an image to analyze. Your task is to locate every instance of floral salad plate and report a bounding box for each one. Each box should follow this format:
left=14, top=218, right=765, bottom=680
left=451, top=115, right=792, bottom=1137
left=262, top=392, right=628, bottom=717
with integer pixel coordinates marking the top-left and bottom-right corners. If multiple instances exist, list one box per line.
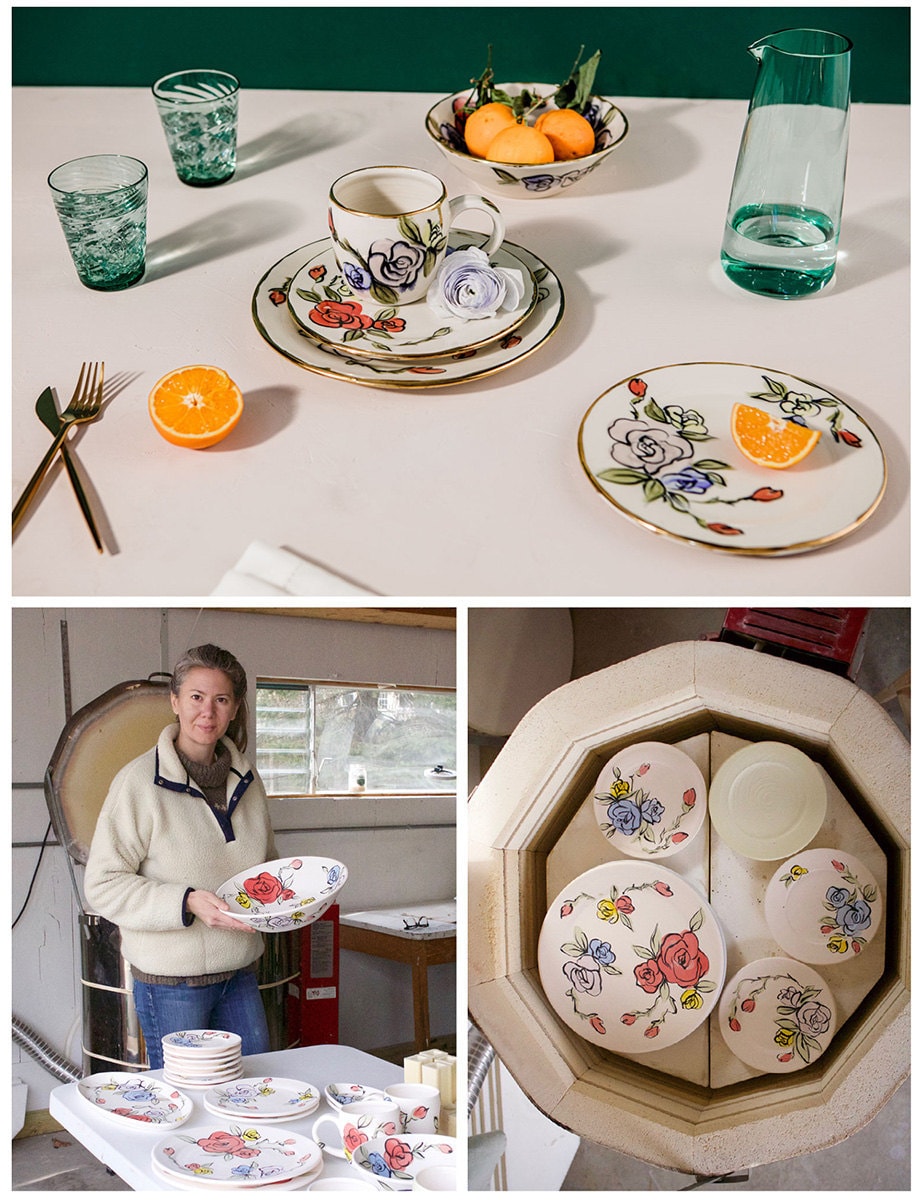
left=203, top=1077, right=320, bottom=1121
left=537, top=862, right=726, bottom=1053
left=578, top=362, right=886, bottom=554
left=324, top=1082, right=388, bottom=1111
left=348, top=1133, right=457, bottom=1191
left=593, top=740, right=707, bottom=858
left=708, top=742, right=827, bottom=861
left=253, top=236, right=564, bottom=390
left=719, top=956, right=837, bottom=1073
left=764, top=848, right=882, bottom=963
left=151, top=1123, right=322, bottom=1186
left=286, top=238, right=538, bottom=360
left=77, top=1072, right=192, bottom=1129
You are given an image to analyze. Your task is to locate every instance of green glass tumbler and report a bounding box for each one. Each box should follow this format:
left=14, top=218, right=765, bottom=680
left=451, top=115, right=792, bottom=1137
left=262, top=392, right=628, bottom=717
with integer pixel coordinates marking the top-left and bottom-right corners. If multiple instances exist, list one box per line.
left=48, top=155, right=148, bottom=291
left=153, top=68, right=239, bottom=186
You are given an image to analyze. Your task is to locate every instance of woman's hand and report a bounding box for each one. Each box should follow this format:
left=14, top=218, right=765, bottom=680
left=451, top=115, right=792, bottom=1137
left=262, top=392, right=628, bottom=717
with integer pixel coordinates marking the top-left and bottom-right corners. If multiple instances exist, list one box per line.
left=185, top=889, right=253, bottom=931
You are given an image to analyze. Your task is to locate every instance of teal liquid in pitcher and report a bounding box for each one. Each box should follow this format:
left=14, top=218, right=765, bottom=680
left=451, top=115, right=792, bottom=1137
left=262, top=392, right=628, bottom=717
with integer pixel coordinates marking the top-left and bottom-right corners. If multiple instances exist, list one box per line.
left=721, top=202, right=837, bottom=298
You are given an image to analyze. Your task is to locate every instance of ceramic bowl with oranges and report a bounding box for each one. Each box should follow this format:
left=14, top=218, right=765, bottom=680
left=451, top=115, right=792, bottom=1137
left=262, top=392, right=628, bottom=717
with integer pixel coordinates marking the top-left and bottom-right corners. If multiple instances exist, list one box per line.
left=425, top=82, right=628, bottom=198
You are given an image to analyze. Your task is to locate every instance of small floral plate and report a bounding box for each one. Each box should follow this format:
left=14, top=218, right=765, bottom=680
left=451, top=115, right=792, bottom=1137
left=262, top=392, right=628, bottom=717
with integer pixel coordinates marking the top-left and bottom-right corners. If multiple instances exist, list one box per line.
left=719, top=956, right=837, bottom=1073
left=77, top=1072, right=192, bottom=1129
left=764, top=848, right=882, bottom=963
left=252, top=237, right=564, bottom=390
left=324, top=1082, right=389, bottom=1111
left=537, top=862, right=726, bottom=1053
left=203, top=1077, right=321, bottom=1120
left=286, top=237, right=537, bottom=361
left=593, top=740, right=707, bottom=858
left=578, top=362, right=886, bottom=554
left=708, top=742, right=827, bottom=861
left=348, top=1133, right=457, bottom=1191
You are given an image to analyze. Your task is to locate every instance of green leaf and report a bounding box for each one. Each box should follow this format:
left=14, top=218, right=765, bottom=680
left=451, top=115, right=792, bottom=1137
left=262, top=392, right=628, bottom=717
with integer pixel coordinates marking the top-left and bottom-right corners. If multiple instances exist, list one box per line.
left=560, top=942, right=583, bottom=957
left=683, top=430, right=714, bottom=442
left=370, top=282, right=399, bottom=305
left=644, top=398, right=668, bottom=424
left=643, top=478, right=666, bottom=503
left=554, top=47, right=602, bottom=111
left=762, top=375, right=788, bottom=397
left=633, top=945, right=652, bottom=960
left=650, top=924, right=662, bottom=957
left=693, top=459, right=731, bottom=471
left=689, top=908, right=704, bottom=933
left=397, top=216, right=423, bottom=245
left=597, top=468, right=649, bottom=485
left=697, top=980, right=716, bottom=993
left=342, top=329, right=365, bottom=342
left=295, top=287, right=321, bottom=303
left=375, top=307, right=398, bottom=322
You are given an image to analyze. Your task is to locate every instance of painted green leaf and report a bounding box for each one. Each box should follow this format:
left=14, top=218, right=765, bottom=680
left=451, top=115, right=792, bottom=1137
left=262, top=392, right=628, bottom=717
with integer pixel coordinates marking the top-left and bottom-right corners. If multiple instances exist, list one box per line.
left=597, top=468, right=648, bottom=485
left=689, top=908, right=704, bottom=933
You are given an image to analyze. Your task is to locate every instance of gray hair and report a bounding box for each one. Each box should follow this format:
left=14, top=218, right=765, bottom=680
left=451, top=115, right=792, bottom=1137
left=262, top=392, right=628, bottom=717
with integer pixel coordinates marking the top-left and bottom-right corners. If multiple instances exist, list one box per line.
left=170, top=644, right=249, bottom=752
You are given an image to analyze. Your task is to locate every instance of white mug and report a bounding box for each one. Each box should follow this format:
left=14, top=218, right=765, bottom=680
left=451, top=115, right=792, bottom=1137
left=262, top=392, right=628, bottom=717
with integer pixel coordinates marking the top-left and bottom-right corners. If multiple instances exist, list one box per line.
left=413, top=1164, right=458, bottom=1191
left=328, top=165, right=504, bottom=306
left=312, top=1098, right=402, bottom=1162
left=384, top=1082, right=441, bottom=1134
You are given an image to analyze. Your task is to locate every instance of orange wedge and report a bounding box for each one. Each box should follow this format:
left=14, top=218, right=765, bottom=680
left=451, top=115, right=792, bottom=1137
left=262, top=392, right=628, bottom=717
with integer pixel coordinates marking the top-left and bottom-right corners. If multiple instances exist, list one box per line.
left=149, top=365, right=243, bottom=449
left=731, top=402, right=821, bottom=469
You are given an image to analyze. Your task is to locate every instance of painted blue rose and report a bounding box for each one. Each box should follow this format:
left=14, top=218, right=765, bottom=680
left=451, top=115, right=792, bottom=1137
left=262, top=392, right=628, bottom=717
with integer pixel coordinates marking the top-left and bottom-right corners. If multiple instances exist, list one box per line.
left=587, top=937, right=616, bottom=966
left=368, top=238, right=426, bottom=291
left=523, top=175, right=556, bottom=192
left=838, top=896, right=872, bottom=935
left=327, top=864, right=342, bottom=886
left=660, top=467, right=714, bottom=495
left=826, top=885, right=851, bottom=907
left=639, top=797, right=665, bottom=824
left=607, top=797, right=643, bottom=835
left=121, top=1085, right=155, bottom=1102
left=366, top=1152, right=392, bottom=1178
left=343, top=262, right=372, bottom=293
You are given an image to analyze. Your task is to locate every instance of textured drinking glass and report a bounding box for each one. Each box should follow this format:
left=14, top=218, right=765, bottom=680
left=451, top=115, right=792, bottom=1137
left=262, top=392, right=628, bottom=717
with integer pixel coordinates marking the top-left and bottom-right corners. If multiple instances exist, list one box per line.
left=48, top=155, right=148, bottom=290
left=152, top=68, right=239, bottom=186
left=721, top=28, right=852, bottom=298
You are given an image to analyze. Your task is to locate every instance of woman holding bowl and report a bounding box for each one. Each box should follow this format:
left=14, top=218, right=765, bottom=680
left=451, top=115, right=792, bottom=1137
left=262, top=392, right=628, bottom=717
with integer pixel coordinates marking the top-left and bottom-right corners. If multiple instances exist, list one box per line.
left=84, top=643, right=276, bottom=1069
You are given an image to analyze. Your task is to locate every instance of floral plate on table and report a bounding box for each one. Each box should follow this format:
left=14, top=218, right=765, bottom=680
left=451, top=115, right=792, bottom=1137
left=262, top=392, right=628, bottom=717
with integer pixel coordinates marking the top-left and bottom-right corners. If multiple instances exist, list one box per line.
left=719, top=956, right=837, bottom=1073
left=324, top=1082, right=389, bottom=1111
left=77, top=1072, right=192, bottom=1129
left=349, top=1133, right=457, bottom=1191
left=286, top=236, right=538, bottom=360
left=537, top=862, right=726, bottom=1053
left=203, top=1078, right=321, bottom=1120
left=162, top=1030, right=242, bottom=1054
left=593, top=740, right=707, bottom=859
left=764, top=848, right=882, bottom=963
left=151, top=1123, right=322, bottom=1186
left=578, top=362, right=886, bottom=554
left=151, top=1151, right=324, bottom=1190
left=252, top=237, right=564, bottom=390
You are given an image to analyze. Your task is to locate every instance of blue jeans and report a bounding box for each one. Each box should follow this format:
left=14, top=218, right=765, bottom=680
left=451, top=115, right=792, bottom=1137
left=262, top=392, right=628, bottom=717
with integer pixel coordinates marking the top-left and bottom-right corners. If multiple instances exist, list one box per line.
left=133, top=970, right=270, bottom=1070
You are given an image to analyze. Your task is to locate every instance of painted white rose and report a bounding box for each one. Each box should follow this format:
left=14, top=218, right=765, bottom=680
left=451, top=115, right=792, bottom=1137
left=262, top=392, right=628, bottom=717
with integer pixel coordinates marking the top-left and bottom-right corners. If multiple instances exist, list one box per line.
left=607, top=418, right=693, bottom=474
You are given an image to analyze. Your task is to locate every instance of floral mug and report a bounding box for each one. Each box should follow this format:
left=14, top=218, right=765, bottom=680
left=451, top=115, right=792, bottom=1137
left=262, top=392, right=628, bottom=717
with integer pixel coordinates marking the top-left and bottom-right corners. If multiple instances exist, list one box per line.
left=312, top=1098, right=402, bottom=1162
left=328, top=165, right=504, bottom=306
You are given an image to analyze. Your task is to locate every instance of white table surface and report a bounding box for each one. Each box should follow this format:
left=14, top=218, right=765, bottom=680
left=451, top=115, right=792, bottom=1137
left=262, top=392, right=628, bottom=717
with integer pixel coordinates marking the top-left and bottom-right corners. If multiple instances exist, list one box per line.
left=49, top=1043, right=407, bottom=1190
left=12, top=87, right=909, bottom=597
left=341, top=900, right=457, bottom=940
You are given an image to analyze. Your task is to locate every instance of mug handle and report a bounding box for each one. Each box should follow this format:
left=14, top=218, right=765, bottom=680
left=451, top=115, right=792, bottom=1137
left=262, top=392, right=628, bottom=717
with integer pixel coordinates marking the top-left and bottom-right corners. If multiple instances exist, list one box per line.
left=446, top=195, right=505, bottom=256
left=312, top=1113, right=346, bottom=1159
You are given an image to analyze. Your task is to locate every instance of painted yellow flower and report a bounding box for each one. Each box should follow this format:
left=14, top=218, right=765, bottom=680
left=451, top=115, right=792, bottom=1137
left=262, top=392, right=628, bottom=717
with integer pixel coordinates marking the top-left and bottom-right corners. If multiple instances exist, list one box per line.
left=827, top=935, right=849, bottom=954
left=242, top=1129, right=262, bottom=1142
left=680, top=988, right=703, bottom=1010
left=790, top=865, right=808, bottom=878
left=193, top=1167, right=215, bottom=1176
left=608, top=778, right=631, bottom=800
left=235, top=891, right=252, bottom=909
left=774, top=1028, right=796, bottom=1047
left=597, top=898, right=618, bottom=922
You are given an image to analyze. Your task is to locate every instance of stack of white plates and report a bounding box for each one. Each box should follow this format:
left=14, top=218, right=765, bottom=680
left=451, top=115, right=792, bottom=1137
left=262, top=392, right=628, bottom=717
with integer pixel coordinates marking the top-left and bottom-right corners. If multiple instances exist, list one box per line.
left=203, top=1076, right=321, bottom=1123
left=161, top=1030, right=243, bottom=1090
left=150, top=1122, right=324, bottom=1189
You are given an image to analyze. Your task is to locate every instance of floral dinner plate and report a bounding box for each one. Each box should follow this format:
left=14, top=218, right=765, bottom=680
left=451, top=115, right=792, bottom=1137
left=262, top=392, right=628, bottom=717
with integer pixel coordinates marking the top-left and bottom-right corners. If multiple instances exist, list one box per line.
left=719, top=956, right=837, bottom=1073
left=578, top=362, right=886, bottom=554
left=286, top=238, right=538, bottom=360
left=764, top=848, right=882, bottom=963
left=152, top=1123, right=322, bottom=1186
left=203, top=1077, right=321, bottom=1120
left=349, top=1133, right=457, bottom=1191
left=252, top=236, right=564, bottom=390
left=537, top=862, right=726, bottom=1054
left=77, top=1072, right=192, bottom=1129
left=593, top=740, right=707, bottom=858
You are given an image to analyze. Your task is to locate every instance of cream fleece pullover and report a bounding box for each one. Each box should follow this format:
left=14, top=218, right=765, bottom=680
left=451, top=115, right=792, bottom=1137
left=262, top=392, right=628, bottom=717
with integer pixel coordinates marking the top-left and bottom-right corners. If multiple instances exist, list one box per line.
left=84, top=724, right=277, bottom=979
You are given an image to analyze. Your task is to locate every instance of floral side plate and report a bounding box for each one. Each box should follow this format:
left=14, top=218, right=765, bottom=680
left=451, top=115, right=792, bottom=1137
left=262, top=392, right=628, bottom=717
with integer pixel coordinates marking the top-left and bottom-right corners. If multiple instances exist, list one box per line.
left=577, top=362, right=886, bottom=554
left=537, top=862, right=726, bottom=1053
left=151, top=1123, right=322, bottom=1186
left=77, top=1072, right=192, bottom=1129
left=593, top=740, right=707, bottom=858
left=252, top=236, right=564, bottom=390
left=203, top=1077, right=320, bottom=1120
left=719, top=956, right=837, bottom=1073
left=348, top=1133, right=457, bottom=1191
left=325, top=1082, right=389, bottom=1111
left=151, top=1151, right=324, bottom=1191
left=764, top=848, right=882, bottom=963
left=286, top=238, right=537, bottom=360
left=708, top=741, right=827, bottom=860
left=162, top=1030, right=242, bottom=1054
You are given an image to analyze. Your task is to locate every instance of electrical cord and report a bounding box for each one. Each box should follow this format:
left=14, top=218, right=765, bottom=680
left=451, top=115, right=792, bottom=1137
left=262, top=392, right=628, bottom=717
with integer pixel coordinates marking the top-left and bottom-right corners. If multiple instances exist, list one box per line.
left=12, top=819, right=53, bottom=929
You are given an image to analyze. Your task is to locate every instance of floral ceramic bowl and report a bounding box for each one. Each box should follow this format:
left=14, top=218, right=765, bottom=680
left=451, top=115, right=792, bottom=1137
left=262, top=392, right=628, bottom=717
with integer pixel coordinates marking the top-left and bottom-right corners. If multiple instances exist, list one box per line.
left=425, top=83, right=628, bottom=198
left=349, top=1133, right=457, bottom=1190
left=216, top=857, right=348, bottom=932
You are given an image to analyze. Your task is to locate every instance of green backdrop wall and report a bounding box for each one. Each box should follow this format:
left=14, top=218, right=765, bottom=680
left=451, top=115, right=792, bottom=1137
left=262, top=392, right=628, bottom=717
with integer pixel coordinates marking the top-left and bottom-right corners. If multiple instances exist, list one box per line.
left=12, top=6, right=910, bottom=103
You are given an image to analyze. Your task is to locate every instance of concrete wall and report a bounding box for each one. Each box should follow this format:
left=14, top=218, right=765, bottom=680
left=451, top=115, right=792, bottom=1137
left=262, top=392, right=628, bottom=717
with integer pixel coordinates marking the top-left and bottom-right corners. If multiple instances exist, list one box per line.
left=12, top=606, right=457, bottom=1112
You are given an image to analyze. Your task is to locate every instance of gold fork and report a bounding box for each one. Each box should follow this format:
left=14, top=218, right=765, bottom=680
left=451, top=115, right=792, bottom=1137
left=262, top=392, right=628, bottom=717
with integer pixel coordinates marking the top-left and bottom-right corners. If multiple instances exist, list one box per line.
left=13, top=362, right=106, bottom=534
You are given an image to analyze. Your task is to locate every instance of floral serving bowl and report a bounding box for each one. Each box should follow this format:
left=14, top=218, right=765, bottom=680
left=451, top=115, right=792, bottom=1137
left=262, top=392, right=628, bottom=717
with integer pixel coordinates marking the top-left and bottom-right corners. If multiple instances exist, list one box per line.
left=425, top=82, right=628, bottom=198
left=216, top=856, right=348, bottom=932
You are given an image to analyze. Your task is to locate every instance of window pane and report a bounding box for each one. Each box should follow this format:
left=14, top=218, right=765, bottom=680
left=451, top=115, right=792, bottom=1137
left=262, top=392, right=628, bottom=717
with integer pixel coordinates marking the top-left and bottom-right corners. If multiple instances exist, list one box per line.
left=255, top=687, right=311, bottom=795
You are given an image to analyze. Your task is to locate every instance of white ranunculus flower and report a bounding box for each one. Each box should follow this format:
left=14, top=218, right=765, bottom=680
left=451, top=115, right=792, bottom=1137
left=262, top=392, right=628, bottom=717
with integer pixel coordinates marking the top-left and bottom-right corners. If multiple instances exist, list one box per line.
left=427, top=246, right=526, bottom=320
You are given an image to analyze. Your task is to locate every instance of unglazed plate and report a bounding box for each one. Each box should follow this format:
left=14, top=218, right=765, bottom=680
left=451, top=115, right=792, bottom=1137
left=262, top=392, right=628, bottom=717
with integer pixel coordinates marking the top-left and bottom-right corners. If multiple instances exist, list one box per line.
left=286, top=238, right=537, bottom=360
left=537, top=862, right=726, bottom=1053
left=349, top=1133, right=458, bottom=1191
left=593, top=740, right=707, bottom=858
left=708, top=742, right=826, bottom=860
left=203, top=1077, right=321, bottom=1120
left=719, top=956, right=837, bottom=1073
left=77, top=1072, right=192, bottom=1129
left=152, top=1123, right=322, bottom=1186
left=764, top=848, right=882, bottom=963
left=578, top=362, right=886, bottom=554
left=252, top=237, right=564, bottom=390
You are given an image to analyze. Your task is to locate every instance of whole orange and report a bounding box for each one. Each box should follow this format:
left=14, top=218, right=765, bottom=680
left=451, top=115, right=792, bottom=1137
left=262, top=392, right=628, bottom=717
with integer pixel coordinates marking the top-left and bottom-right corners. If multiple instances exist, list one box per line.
left=464, top=102, right=517, bottom=158
left=534, top=108, right=597, bottom=160
left=485, top=123, right=555, bottom=165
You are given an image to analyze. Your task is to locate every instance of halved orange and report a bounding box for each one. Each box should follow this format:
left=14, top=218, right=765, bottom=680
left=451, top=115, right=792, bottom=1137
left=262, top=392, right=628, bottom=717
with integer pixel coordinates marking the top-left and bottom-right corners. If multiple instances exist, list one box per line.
left=149, top=365, right=243, bottom=449
left=731, top=402, right=821, bottom=469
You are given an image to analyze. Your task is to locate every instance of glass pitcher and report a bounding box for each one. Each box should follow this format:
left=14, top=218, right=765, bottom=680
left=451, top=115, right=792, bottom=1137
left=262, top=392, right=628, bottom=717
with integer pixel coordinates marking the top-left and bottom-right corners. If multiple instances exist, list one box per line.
left=720, top=28, right=852, bottom=298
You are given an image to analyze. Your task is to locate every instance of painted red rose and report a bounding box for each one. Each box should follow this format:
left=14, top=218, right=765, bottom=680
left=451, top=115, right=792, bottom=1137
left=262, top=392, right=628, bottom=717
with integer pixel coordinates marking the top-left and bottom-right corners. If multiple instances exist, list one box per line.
left=671, top=832, right=688, bottom=844
left=309, top=299, right=373, bottom=331
left=644, top=1024, right=659, bottom=1039
left=654, top=881, right=673, bottom=897
left=657, top=930, right=709, bottom=988
left=197, top=1131, right=259, bottom=1157
left=682, top=788, right=696, bottom=807
left=343, top=1124, right=368, bottom=1154
left=384, top=1138, right=414, bottom=1171
left=634, top=959, right=664, bottom=994
left=620, top=1013, right=636, bottom=1025
left=628, top=377, right=647, bottom=397
left=308, top=266, right=326, bottom=281
left=615, top=895, right=634, bottom=914
left=589, top=1016, right=607, bottom=1035
left=560, top=902, right=574, bottom=917
left=372, top=316, right=407, bottom=334
left=244, top=872, right=283, bottom=903
left=749, top=487, right=784, bottom=502
left=268, top=288, right=286, bottom=306
left=741, top=998, right=756, bottom=1013
left=836, top=429, right=862, bottom=447
left=729, top=1018, right=741, bottom=1032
